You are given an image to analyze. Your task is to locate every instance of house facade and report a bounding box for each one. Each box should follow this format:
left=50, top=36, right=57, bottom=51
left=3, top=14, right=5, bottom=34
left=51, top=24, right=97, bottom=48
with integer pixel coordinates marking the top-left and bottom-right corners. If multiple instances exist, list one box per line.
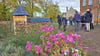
left=80, top=0, right=100, bottom=23
left=66, top=7, right=76, bottom=18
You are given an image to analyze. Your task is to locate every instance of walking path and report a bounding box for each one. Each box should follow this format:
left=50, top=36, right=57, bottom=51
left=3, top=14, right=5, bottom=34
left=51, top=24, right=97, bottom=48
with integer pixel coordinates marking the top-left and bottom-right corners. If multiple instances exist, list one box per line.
left=67, top=25, right=100, bottom=56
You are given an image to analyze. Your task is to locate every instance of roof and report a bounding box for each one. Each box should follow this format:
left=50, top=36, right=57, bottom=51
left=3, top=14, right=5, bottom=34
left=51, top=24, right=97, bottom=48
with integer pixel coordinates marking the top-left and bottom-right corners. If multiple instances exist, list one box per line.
left=27, top=18, right=50, bottom=22
left=12, top=4, right=30, bottom=16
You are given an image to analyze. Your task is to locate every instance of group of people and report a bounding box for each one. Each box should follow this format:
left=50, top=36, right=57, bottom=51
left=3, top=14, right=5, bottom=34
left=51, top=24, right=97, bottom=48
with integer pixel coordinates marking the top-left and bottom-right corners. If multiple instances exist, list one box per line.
left=57, top=8, right=94, bottom=32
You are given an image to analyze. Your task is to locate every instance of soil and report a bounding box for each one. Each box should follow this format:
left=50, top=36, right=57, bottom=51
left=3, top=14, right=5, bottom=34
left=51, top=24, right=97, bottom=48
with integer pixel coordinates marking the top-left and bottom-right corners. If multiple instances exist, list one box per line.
left=66, top=25, right=100, bottom=56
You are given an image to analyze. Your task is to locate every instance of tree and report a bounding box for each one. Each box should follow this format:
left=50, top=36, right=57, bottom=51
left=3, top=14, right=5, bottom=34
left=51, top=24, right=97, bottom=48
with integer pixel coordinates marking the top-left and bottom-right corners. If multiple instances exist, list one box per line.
left=38, top=0, right=60, bottom=19
left=23, top=0, right=42, bottom=17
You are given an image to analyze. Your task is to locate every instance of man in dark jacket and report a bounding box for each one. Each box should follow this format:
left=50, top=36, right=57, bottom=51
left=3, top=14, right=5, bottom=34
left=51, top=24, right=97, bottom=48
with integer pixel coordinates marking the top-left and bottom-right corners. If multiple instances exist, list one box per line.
left=84, top=9, right=92, bottom=32
left=89, top=9, right=94, bottom=29
left=57, top=13, right=62, bottom=29
left=73, top=11, right=81, bottom=32
left=62, top=14, right=67, bottom=32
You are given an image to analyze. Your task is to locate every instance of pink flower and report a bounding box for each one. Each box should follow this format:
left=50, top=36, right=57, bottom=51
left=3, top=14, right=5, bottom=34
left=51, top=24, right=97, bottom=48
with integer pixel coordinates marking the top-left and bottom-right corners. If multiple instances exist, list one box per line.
left=46, top=37, right=48, bottom=40
left=56, top=41, right=58, bottom=43
left=45, top=45, right=49, bottom=49
left=75, top=35, right=81, bottom=39
left=50, top=28, right=54, bottom=31
left=69, top=33, right=74, bottom=37
left=66, top=50, right=70, bottom=54
left=35, top=45, right=41, bottom=54
left=67, top=35, right=74, bottom=42
left=65, top=40, right=69, bottom=44
left=49, top=33, right=53, bottom=37
left=41, top=29, right=45, bottom=32
left=40, top=26, right=44, bottom=29
left=47, top=41, right=51, bottom=45
left=49, top=25, right=53, bottom=28
left=40, top=35, right=43, bottom=38
left=60, top=54, right=64, bottom=56
left=84, top=47, right=89, bottom=52
left=48, top=49, right=51, bottom=52
left=46, top=54, right=48, bottom=56
left=25, top=41, right=33, bottom=51
left=61, top=49, right=64, bottom=53
left=84, top=47, right=89, bottom=50
left=73, top=53, right=77, bottom=56
left=58, top=30, right=61, bottom=33
left=61, top=36, right=65, bottom=39
left=79, top=42, right=83, bottom=45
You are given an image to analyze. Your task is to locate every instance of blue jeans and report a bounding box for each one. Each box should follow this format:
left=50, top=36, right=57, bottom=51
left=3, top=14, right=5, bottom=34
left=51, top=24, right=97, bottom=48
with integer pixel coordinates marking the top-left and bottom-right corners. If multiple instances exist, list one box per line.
left=70, top=21, right=73, bottom=26
left=74, top=21, right=80, bottom=31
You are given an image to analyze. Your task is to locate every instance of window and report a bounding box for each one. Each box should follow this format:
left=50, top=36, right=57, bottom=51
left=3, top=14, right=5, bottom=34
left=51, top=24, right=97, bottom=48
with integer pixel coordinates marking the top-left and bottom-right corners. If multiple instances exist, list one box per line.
left=98, top=8, right=100, bottom=18
left=89, top=0, right=93, bottom=5
left=83, top=0, right=86, bottom=6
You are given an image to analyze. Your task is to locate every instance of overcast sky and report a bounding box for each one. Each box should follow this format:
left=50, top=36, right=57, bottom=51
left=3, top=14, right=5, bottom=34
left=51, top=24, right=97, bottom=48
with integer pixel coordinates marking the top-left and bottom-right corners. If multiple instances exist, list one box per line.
left=53, top=0, right=80, bottom=13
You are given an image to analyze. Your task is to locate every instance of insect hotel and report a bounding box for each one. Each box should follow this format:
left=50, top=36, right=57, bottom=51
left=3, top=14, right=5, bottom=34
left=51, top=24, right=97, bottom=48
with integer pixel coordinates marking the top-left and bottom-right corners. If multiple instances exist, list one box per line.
left=12, top=4, right=50, bottom=35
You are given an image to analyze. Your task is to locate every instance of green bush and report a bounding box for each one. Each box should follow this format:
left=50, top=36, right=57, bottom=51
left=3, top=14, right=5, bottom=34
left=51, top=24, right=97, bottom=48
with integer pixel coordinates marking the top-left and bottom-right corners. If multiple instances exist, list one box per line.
left=0, top=42, right=24, bottom=56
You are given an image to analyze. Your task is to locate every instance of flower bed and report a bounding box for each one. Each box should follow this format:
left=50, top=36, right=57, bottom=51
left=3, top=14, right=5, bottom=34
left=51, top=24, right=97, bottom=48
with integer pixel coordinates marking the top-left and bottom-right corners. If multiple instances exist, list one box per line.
left=25, top=25, right=89, bottom=56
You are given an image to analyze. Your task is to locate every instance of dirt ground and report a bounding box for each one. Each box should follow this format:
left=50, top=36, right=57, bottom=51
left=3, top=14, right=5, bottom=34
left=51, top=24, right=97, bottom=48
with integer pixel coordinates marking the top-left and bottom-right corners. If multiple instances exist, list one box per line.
left=66, top=25, right=100, bottom=56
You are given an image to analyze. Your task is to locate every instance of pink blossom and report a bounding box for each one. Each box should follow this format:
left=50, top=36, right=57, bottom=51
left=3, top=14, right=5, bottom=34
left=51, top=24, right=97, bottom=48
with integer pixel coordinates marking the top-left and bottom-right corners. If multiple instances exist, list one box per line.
left=66, top=50, right=70, bottom=54
left=61, top=36, right=65, bottom=39
left=84, top=47, right=89, bottom=52
left=49, top=33, right=53, bottom=37
left=47, top=41, right=51, bottom=45
left=45, top=45, right=49, bottom=49
left=69, top=33, right=74, bottom=37
left=40, top=35, right=43, bottom=38
left=40, top=26, right=44, bottom=29
left=46, top=37, right=48, bottom=40
left=41, top=29, right=45, bottom=32
left=65, top=40, right=69, bottom=44
left=84, top=47, right=89, bottom=50
left=35, top=45, right=41, bottom=54
left=25, top=41, right=33, bottom=51
left=73, top=53, right=77, bottom=56
left=60, top=54, right=64, bottom=56
left=50, top=28, right=54, bottom=31
left=56, top=41, right=58, bottom=43
left=46, top=54, right=48, bottom=56
left=49, top=25, right=53, bottom=28
left=48, top=49, right=51, bottom=52
left=61, top=49, right=64, bottom=53
left=58, top=30, right=61, bottom=33
left=67, top=35, right=74, bottom=42
left=79, top=42, right=83, bottom=45
left=75, top=35, right=81, bottom=39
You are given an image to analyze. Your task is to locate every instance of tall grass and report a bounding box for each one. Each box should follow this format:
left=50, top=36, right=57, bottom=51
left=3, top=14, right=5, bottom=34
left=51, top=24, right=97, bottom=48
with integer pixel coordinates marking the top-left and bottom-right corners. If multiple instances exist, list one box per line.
left=0, top=22, right=13, bottom=39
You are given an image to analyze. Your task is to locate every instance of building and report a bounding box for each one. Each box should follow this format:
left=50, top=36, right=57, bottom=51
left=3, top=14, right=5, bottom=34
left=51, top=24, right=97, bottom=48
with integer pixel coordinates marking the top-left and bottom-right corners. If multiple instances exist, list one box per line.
left=80, top=0, right=100, bottom=23
left=66, top=7, right=76, bottom=18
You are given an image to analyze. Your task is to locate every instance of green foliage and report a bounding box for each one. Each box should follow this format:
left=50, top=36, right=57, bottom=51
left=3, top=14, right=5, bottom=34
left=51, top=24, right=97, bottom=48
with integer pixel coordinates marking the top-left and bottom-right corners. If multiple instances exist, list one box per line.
left=0, top=42, right=24, bottom=56
left=8, top=31, right=42, bottom=47
left=0, top=22, right=13, bottom=39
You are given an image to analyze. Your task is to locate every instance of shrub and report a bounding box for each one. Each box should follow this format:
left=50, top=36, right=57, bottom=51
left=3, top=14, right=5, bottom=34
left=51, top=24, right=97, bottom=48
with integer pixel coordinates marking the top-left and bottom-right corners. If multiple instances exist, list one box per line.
left=25, top=25, right=89, bottom=56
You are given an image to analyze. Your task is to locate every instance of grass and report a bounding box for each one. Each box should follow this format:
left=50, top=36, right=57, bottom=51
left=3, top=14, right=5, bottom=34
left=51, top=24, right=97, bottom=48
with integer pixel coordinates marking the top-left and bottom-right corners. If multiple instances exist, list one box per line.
left=0, top=22, right=13, bottom=39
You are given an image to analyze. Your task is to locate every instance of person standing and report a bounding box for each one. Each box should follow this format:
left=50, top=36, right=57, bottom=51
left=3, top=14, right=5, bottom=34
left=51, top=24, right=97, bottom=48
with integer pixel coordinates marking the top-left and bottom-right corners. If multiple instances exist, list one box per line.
left=81, top=12, right=86, bottom=28
left=57, top=13, right=62, bottom=29
left=73, top=11, right=81, bottom=32
left=62, top=13, right=67, bottom=32
left=69, top=16, right=73, bottom=26
left=84, top=9, right=92, bottom=32
left=89, top=9, right=94, bottom=29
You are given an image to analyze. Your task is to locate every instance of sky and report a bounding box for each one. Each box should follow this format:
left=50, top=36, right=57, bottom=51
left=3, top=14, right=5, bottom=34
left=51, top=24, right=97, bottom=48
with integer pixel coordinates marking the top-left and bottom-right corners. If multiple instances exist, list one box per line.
left=53, top=0, right=80, bottom=13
